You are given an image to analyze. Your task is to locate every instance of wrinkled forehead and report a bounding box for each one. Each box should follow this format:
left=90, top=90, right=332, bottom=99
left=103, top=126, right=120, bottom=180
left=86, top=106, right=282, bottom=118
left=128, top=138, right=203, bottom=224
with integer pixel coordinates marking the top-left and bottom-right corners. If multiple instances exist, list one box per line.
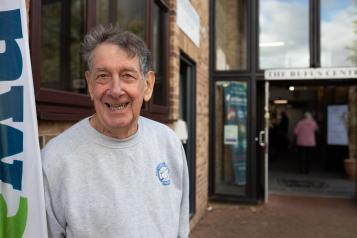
left=89, top=43, right=140, bottom=70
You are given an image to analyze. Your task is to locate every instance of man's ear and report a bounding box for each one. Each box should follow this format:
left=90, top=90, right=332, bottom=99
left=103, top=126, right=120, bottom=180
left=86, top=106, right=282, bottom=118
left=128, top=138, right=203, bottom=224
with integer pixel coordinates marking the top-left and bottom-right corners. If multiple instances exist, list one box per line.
left=85, top=71, right=93, bottom=100
left=143, top=71, right=155, bottom=102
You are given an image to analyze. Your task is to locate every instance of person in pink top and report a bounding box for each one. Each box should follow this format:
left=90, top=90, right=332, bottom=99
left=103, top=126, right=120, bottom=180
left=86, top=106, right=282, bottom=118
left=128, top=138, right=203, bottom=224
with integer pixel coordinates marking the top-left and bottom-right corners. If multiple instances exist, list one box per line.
left=294, top=112, right=319, bottom=174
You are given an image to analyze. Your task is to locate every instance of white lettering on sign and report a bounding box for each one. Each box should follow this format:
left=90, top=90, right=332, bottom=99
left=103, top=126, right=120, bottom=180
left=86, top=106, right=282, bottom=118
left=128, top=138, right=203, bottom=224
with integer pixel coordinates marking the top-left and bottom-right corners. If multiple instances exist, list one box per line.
left=264, top=67, right=357, bottom=80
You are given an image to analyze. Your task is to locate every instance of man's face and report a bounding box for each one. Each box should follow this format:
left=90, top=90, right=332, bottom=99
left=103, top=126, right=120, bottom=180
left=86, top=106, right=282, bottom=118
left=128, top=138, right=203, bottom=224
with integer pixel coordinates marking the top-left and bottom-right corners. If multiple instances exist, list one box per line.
left=85, top=43, right=155, bottom=138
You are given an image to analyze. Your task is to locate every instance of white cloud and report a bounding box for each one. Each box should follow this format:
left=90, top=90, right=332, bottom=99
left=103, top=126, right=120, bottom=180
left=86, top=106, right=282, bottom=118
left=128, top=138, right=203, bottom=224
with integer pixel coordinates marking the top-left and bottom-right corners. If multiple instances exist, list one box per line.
left=321, top=4, right=357, bottom=66
left=260, top=0, right=310, bottom=68
left=259, top=0, right=357, bottom=68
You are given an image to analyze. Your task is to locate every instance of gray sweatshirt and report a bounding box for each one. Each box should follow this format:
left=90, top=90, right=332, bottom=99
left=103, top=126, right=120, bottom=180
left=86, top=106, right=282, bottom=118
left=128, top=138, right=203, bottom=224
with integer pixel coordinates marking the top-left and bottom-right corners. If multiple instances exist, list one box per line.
left=42, top=116, right=189, bottom=238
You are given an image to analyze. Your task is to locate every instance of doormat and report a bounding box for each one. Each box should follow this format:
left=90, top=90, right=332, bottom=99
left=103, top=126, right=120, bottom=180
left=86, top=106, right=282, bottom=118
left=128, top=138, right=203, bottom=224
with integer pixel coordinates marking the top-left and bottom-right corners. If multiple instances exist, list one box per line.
left=277, top=178, right=329, bottom=190
left=270, top=174, right=355, bottom=198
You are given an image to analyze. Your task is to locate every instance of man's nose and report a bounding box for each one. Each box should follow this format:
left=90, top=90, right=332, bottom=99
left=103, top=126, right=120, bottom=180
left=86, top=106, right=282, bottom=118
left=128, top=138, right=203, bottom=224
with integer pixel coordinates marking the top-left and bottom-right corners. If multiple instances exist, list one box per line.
left=108, top=77, right=124, bottom=97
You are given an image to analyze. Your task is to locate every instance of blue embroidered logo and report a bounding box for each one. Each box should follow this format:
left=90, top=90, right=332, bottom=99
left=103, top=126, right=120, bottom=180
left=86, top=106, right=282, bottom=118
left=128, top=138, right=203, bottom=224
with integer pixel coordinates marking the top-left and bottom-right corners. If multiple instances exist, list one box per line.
left=156, top=162, right=170, bottom=185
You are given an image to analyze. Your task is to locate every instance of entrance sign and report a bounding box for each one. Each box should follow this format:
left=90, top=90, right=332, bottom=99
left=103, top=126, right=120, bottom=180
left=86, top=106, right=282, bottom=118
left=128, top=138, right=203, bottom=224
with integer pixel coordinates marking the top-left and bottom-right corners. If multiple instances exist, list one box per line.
left=0, top=1, right=48, bottom=237
left=265, top=67, right=357, bottom=80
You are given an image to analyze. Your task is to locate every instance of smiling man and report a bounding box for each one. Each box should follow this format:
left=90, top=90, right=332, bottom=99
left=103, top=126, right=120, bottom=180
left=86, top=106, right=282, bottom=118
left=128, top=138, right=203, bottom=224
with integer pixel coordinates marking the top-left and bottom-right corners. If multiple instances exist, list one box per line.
left=41, top=25, right=189, bottom=238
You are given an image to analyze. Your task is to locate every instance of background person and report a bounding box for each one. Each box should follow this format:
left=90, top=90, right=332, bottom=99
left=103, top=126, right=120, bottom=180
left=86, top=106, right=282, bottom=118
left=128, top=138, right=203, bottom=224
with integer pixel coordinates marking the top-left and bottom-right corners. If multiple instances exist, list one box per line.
left=41, top=24, right=189, bottom=238
left=276, top=111, right=289, bottom=154
left=294, top=112, right=319, bottom=174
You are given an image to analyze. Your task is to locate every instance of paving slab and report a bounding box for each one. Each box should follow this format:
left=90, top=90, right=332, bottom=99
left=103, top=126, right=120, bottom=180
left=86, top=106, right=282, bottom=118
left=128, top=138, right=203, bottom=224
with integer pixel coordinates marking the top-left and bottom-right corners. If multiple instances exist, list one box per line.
left=190, top=195, right=357, bottom=238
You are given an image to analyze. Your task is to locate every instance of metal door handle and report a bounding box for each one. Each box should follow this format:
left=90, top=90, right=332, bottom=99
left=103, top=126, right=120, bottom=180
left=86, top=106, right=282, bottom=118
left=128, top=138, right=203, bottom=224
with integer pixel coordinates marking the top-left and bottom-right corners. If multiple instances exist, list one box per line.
left=259, top=130, right=265, bottom=147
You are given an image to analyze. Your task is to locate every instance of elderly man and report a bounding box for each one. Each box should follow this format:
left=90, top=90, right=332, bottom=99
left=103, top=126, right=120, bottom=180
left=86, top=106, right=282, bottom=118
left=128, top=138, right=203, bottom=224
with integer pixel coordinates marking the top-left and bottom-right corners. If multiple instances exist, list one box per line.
left=41, top=25, right=189, bottom=238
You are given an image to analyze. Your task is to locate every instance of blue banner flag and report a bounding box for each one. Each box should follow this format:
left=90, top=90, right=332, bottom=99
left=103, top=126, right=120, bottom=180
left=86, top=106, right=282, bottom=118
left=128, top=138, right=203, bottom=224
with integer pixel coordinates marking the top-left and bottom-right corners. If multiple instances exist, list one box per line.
left=0, top=1, right=48, bottom=237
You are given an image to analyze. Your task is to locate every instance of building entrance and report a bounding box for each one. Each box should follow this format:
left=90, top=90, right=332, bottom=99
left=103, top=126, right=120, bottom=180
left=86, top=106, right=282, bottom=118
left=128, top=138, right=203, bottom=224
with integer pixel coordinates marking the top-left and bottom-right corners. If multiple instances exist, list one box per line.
left=267, top=82, right=356, bottom=198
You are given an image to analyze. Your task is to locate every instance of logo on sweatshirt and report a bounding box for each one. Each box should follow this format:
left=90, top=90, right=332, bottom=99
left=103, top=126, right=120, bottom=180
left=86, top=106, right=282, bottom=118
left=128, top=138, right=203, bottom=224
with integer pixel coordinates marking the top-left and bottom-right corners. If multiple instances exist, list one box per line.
left=156, top=162, right=170, bottom=185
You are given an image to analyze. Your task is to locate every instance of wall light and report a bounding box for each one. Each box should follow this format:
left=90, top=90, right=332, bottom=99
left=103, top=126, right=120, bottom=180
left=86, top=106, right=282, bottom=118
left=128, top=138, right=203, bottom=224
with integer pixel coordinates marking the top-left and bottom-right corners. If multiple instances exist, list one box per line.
left=273, top=99, right=288, bottom=104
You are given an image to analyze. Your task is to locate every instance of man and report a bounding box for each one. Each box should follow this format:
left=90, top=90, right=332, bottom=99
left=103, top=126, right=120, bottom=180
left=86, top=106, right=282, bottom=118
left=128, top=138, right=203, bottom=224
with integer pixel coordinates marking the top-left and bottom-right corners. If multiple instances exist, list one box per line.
left=42, top=25, right=189, bottom=238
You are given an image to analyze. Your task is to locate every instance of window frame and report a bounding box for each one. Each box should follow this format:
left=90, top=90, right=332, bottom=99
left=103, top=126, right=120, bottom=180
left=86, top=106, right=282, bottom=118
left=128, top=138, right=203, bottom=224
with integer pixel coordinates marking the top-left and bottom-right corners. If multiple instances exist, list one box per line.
left=30, top=0, right=170, bottom=121
left=142, top=0, right=170, bottom=120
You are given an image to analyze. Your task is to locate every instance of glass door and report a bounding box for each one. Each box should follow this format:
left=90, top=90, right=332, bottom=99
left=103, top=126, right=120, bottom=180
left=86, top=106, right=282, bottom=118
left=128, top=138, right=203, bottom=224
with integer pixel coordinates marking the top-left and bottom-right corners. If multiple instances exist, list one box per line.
left=213, top=81, right=248, bottom=196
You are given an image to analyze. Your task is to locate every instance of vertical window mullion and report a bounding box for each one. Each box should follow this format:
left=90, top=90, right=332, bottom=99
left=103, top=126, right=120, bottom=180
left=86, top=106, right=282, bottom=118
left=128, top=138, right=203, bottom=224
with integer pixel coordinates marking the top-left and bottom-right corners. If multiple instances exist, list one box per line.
left=310, top=0, right=320, bottom=67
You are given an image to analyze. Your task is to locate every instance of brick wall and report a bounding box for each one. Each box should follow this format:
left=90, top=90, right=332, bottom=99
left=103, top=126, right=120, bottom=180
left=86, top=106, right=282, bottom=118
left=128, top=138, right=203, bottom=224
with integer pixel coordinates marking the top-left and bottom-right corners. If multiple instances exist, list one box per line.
left=38, top=120, right=73, bottom=148
left=168, top=0, right=210, bottom=229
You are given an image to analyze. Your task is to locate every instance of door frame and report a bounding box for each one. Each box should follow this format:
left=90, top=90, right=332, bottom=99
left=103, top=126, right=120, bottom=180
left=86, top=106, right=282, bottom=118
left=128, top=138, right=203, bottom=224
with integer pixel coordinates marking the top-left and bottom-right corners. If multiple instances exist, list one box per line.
left=263, top=77, right=357, bottom=201
left=255, top=80, right=269, bottom=202
left=179, top=51, right=196, bottom=216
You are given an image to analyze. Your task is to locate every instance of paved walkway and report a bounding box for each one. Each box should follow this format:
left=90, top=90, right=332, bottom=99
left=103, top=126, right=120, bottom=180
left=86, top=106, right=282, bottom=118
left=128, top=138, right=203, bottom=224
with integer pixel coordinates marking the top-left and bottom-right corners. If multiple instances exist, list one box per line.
left=190, top=195, right=357, bottom=238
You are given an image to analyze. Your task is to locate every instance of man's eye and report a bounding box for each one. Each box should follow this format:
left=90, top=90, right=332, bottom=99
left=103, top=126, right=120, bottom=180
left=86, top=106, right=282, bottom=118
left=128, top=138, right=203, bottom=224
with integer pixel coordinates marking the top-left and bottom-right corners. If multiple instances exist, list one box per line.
left=122, top=74, right=134, bottom=78
left=95, top=74, right=110, bottom=83
left=98, top=74, right=108, bottom=78
left=121, top=74, right=136, bottom=80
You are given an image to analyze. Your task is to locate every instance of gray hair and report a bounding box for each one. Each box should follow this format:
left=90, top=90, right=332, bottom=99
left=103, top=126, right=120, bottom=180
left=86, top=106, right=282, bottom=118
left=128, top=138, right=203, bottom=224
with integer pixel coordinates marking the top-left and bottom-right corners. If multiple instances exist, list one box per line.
left=304, top=112, right=312, bottom=119
left=81, top=24, right=152, bottom=77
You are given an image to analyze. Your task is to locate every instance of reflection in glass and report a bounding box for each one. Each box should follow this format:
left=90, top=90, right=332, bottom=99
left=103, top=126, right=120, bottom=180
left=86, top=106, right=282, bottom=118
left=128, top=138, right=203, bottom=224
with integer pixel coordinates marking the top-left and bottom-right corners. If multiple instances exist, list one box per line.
left=321, top=0, right=357, bottom=67
left=152, top=2, right=166, bottom=106
left=215, top=0, right=247, bottom=70
left=259, top=0, right=309, bottom=69
left=41, top=0, right=86, bottom=93
left=96, top=0, right=144, bottom=38
left=215, top=81, right=248, bottom=196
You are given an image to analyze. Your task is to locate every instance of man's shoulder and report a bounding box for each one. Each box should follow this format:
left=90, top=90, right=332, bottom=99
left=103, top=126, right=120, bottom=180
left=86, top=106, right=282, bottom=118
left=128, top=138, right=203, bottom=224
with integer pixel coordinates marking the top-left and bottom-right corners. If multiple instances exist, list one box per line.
left=140, top=116, right=181, bottom=144
left=41, top=118, right=89, bottom=159
left=141, top=116, right=177, bottom=137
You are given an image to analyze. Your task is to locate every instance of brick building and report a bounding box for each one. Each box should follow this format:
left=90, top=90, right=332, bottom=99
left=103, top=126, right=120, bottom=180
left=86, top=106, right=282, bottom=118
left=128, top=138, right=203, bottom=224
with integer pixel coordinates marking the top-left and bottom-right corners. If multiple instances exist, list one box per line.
left=24, top=0, right=357, bottom=233
left=209, top=0, right=357, bottom=203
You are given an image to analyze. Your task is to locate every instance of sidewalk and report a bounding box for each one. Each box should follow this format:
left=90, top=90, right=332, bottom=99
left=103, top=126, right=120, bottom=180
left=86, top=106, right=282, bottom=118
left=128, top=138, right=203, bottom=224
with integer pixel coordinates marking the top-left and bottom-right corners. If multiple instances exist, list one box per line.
left=190, top=195, right=357, bottom=238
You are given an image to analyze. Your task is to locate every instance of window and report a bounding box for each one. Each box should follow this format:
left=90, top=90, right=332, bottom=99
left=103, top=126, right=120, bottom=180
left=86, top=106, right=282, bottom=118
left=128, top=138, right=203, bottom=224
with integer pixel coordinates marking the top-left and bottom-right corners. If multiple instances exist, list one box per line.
left=320, top=0, right=357, bottom=67
left=148, top=0, right=169, bottom=116
left=259, top=0, right=310, bottom=69
left=152, top=2, right=166, bottom=106
left=214, top=81, right=248, bottom=196
left=41, top=0, right=86, bottom=94
left=30, top=0, right=169, bottom=121
left=215, top=0, right=247, bottom=71
left=96, top=0, right=145, bottom=38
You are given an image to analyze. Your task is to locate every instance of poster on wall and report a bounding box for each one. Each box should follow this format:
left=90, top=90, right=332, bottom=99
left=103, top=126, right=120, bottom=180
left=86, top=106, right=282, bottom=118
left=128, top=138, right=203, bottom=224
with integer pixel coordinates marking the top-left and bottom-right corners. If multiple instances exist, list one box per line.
left=224, top=125, right=238, bottom=145
left=223, top=82, right=247, bottom=186
left=327, top=105, right=348, bottom=146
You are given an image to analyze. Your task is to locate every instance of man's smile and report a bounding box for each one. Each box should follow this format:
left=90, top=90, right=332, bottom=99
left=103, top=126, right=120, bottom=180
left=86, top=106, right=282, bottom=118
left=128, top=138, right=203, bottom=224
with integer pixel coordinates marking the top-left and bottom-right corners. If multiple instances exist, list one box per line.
left=104, top=102, right=129, bottom=111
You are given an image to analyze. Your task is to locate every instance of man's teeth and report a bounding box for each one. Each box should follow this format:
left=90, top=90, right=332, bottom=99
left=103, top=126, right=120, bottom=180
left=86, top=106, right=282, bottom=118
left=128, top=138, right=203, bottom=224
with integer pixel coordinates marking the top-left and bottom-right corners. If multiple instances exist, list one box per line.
left=105, top=103, right=128, bottom=110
